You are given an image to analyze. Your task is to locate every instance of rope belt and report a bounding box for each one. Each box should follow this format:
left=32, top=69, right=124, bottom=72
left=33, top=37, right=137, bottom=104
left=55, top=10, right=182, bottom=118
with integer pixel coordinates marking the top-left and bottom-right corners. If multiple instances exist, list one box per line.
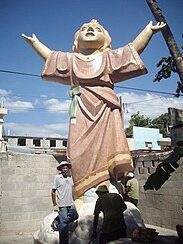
left=69, top=85, right=82, bottom=121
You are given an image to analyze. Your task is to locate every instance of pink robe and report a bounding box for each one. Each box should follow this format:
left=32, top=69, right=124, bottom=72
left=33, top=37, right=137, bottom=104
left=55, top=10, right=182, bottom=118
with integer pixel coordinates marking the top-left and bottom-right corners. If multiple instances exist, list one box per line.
left=42, top=43, right=147, bottom=197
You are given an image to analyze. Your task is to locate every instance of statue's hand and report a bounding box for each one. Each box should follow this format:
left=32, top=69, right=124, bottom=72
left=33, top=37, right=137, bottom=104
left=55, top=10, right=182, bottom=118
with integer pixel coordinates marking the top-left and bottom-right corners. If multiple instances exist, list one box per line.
left=21, top=33, right=39, bottom=45
left=147, top=21, right=166, bottom=34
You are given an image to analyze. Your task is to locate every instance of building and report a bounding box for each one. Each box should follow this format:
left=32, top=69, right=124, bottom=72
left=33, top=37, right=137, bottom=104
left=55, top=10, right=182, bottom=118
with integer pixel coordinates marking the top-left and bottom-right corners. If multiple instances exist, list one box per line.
left=4, top=135, right=67, bottom=155
left=4, top=125, right=171, bottom=155
left=127, top=126, right=171, bottom=152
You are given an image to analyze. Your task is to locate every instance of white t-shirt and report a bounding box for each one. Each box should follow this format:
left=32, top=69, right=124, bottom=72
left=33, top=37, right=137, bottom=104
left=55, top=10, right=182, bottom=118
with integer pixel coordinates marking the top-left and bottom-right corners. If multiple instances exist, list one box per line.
left=53, top=174, right=74, bottom=207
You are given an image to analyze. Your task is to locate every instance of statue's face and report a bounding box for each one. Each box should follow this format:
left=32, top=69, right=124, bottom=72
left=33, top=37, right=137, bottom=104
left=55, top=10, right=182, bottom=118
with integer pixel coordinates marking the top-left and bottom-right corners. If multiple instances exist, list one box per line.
left=77, top=23, right=105, bottom=50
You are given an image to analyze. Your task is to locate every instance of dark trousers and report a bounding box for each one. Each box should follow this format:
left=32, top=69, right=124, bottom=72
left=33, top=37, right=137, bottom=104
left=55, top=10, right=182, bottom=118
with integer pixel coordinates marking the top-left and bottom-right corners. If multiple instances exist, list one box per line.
left=127, top=197, right=138, bottom=206
left=123, top=194, right=138, bottom=206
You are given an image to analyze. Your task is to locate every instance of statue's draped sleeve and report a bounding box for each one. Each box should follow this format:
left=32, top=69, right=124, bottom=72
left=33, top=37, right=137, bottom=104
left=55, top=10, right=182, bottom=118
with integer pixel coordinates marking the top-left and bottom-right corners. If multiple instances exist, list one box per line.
left=108, top=43, right=147, bottom=83
left=42, top=51, right=72, bottom=85
left=41, top=43, right=147, bottom=86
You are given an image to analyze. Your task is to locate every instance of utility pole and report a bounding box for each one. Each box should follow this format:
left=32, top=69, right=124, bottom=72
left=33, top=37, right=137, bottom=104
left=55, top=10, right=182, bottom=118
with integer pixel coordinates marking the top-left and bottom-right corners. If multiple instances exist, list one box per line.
left=119, top=96, right=124, bottom=128
left=146, top=0, right=183, bottom=87
left=0, top=108, right=8, bottom=152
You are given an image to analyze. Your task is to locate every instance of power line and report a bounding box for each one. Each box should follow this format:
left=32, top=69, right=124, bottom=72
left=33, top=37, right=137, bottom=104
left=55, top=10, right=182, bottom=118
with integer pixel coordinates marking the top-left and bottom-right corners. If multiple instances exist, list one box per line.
left=115, top=85, right=182, bottom=97
left=5, top=97, right=183, bottom=113
left=5, top=106, right=69, bottom=112
left=126, top=97, right=161, bottom=105
left=0, top=93, right=70, bottom=100
left=1, top=68, right=182, bottom=97
left=0, top=69, right=40, bottom=77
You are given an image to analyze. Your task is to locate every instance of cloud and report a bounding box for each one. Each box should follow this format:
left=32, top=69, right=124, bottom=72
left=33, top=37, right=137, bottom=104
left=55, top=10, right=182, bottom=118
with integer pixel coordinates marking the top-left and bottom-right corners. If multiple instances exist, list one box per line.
left=0, top=89, right=11, bottom=96
left=44, top=123, right=68, bottom=132
left=5, top=100, right=34, bottom=112
left=3, top=91, right=183, bottom=138
left=4, top=122, right=69, bottom=138
left=40, top=94, right=48, bottom=98
left=43, top=98, right=70, bottom=113
left=0, top=89, right=34, bottom=112
left=117, top=92, right=183, bottom=127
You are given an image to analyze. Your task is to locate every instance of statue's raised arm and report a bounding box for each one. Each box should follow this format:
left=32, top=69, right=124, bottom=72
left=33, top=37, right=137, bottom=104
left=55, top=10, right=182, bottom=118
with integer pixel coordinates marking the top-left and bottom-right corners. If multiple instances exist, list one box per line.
left=132, top=21, right=166, bottom=54
left=21, top=33, right=51, bottom=61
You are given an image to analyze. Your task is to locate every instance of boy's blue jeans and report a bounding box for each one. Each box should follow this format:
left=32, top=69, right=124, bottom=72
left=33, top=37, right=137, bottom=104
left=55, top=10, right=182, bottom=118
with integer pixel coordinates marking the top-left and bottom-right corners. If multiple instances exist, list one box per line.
left=58, top=205, right=78, bottom=244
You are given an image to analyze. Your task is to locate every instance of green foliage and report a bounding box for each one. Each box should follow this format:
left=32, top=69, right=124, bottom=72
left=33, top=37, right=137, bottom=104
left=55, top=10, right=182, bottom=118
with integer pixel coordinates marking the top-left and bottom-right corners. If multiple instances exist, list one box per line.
left=154, top=37, right=183, bottom=96
left=154, top=56, right=177, bottom=81
left=125, top=112, right=169, bottom=137
left=150, top=113, right=169, bottom=137
left=125, top=112, right=151, bottom=137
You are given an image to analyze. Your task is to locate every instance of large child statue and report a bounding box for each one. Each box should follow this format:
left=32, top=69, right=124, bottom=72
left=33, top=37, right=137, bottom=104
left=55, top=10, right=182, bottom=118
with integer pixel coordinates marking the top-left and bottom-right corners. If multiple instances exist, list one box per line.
left=22, top=19, right=165, bottom=197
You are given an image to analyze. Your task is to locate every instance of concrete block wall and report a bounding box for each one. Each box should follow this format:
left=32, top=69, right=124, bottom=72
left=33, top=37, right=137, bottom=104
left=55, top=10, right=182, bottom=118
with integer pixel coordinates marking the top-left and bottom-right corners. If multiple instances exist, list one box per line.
left=0, top=152, right=58, bottom=234
left=134, top=153, right=183, bottom=230
left=0, top=151, right=182, bottom=234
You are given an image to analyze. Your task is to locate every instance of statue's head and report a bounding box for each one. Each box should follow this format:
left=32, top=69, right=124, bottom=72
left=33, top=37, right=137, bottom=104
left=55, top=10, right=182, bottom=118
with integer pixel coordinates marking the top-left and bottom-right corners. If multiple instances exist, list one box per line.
left=73, top=19, right=111, bottom=52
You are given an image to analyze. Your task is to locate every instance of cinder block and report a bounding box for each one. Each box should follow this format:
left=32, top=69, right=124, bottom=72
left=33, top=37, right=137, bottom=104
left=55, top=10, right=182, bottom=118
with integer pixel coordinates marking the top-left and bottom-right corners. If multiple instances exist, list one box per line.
left=1, top=219, right=40, bottom=232
left=1, top=212, right=30, bottom=221
left=151, top=160, right=159, bottom=167
left=138, top=167, right=148, bottom=174
left=15, top=167, right=30, bottom=175
left=144, top=161, right=153, bottom=167
left=2, top=182, right=16, bottom=191
left=134, top=161, right=143, bottom=167
left=1, top=168, right=15, bottom=175
left=149, top=167, right=156, bottom=174
left=30, top=211, right=50, bottom=220
left=176, top=196, right=183, bottom=204
left=2, top=190, right=22, bottom=198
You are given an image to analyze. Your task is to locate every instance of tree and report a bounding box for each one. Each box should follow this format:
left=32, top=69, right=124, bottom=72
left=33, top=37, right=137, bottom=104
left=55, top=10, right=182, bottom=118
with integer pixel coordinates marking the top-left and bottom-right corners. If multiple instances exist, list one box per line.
left=125, top=112, right=169, bottom=137
left=150, top=113, right=169, bottom=137
left=154, top=39, right=183, bottom=96
left=146, top=0, right=183, bottom=95
left=125, top=112, right=151, bottom=137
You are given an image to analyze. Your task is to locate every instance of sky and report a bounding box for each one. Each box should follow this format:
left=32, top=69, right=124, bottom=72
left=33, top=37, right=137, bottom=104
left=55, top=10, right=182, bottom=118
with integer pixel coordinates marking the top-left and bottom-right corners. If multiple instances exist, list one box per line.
left=0, top=0, right=183, bottom=138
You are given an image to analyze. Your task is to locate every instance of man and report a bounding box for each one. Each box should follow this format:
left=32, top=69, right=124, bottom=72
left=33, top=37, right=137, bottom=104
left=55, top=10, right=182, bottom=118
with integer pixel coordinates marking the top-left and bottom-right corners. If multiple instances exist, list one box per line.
left=51, top=161, right=78, bottom=244
left=91, top=185, right=127, bottom=244
left=125, top=172, right=139, bottom=206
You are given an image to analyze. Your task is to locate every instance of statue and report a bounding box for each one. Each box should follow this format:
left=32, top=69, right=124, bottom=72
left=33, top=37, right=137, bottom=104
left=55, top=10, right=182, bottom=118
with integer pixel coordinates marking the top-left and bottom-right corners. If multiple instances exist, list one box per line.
left=22, top=19, right=166, bottom=198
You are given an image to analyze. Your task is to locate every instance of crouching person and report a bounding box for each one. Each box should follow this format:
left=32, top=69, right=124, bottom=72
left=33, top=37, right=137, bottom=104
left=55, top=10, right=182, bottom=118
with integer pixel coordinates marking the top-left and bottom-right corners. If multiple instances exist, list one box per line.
left=91, top=185, right=127, bottom=244
left=51, top=161, right=78, bottom=244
